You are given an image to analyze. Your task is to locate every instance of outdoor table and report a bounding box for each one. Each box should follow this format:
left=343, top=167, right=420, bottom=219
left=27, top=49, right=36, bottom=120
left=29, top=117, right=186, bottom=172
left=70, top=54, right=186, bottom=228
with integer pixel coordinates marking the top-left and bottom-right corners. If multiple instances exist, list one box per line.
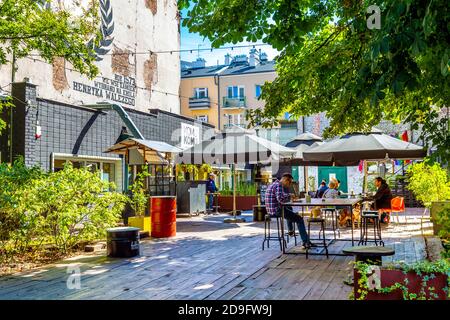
left=281, top=197, right=363, bottom=255
left=343, top=246, right=395, bottom=266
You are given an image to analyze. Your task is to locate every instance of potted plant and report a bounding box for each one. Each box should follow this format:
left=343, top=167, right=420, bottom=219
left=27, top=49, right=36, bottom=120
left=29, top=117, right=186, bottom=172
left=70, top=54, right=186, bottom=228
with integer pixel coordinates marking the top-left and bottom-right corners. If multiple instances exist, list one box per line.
left=127, top=166, right=151, bottom=233
left=352, top=259, right=450, bottom=300
left=218, top=182, right=258, bottom=211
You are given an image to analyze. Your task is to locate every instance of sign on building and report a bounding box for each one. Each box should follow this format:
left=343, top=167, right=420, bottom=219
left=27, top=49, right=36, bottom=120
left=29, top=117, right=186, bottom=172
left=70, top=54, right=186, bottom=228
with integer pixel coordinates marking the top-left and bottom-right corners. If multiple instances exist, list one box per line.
left=180, top=123, right=200, bottom=149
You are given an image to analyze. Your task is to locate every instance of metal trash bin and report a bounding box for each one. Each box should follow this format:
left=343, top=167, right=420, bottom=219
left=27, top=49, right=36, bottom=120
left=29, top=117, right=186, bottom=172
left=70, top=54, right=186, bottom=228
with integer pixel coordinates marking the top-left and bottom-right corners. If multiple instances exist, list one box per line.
left=253, top=205, right=267, bottom=222
left=107, top=227, right=140, bottom=258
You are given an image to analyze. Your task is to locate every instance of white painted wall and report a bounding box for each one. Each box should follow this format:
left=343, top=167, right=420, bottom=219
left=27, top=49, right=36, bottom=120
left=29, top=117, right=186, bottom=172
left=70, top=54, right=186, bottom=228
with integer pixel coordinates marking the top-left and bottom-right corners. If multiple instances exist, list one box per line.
left=0, top=0, right=180, bottom=114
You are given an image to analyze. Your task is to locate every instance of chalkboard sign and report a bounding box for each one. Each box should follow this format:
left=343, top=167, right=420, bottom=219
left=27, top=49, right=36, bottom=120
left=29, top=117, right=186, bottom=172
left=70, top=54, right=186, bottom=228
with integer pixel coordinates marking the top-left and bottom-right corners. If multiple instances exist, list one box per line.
left=260, top=184, right=268, bottom=204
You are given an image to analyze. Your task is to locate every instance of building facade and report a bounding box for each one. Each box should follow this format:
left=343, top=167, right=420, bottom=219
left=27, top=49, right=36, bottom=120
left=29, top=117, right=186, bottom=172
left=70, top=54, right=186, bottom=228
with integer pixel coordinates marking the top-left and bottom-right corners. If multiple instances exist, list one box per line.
left=0, top=1, right=214, bottom=192
left=180, top=50, right=300, bottom=144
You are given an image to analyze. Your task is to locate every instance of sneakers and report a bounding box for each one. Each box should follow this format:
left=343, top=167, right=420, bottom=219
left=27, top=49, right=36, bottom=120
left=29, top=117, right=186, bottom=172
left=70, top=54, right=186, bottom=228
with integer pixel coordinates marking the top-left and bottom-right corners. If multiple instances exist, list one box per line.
left=287, top=230, right=295, bottom=237
left=302, top=241, right=317, bottom=249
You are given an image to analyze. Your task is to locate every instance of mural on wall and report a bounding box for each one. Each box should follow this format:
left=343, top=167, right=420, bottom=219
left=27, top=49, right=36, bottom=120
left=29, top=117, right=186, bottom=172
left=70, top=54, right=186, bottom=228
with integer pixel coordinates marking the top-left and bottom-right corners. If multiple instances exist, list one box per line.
left=87, top=0, right=115, bottom=62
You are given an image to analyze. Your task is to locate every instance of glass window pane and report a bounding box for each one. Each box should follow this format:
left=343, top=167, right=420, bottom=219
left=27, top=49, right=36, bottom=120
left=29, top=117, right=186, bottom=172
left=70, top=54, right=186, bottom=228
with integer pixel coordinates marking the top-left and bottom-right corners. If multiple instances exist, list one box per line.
left=54, top=159, right=66, bottom=172
left=255, top=85, right=261, bottom=98
left=239, top=87, right=244, bottom=97
left=102, top=163, right=115, bottom=183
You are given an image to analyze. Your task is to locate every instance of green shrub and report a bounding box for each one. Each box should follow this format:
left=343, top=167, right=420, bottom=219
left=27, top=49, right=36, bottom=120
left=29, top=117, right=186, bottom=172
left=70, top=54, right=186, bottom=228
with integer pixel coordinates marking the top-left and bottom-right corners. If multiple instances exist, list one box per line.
left=220, top=181, right=257, bottom=196
left=0, top=158, right=44, bottom=256
left=407, top=160, right=450, bottom=257
left=407, top=161, right=450, bottom=207
left=0, top=160, right=128, bottom=264
left=30, top=163, right=128, bottom=253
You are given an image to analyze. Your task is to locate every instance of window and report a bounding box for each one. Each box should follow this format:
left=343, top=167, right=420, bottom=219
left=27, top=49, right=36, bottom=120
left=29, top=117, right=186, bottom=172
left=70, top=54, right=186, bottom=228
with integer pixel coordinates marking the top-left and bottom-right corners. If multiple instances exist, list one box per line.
left=53, top=158, right=118, bottom=187
left=255, top=85, right=262, bottom=98
left=102, top=163, right=115, bottom=184
left=224, top=114, right=243, bottom=126
left=224, top=114, right=233, bottom=125
left=227, top=86, right=244, bottom=98
left=196, top=115, right=208, bottom=123
left=194, top=87, right=208, bottom=98
left=234, top=114, right=242, bottom=125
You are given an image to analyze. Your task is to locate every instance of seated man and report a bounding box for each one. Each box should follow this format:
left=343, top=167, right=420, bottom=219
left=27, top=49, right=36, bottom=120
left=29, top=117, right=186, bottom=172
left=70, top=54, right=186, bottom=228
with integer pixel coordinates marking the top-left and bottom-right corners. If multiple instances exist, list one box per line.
left=315, top=180, right=328, bottom=198
left=265, top=173, right=313, bottom=248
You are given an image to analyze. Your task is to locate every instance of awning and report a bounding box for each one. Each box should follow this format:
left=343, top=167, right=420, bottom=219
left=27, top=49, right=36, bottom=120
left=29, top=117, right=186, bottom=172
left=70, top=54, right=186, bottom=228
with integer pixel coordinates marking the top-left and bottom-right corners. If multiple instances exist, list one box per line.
left=105, top=138, right=182, bottom=164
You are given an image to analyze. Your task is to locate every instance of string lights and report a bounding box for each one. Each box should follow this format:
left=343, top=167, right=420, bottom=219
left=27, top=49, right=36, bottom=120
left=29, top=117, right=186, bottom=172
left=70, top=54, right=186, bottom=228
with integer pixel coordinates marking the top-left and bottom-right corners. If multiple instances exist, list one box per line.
left=26, top=43, right=271, bottom=58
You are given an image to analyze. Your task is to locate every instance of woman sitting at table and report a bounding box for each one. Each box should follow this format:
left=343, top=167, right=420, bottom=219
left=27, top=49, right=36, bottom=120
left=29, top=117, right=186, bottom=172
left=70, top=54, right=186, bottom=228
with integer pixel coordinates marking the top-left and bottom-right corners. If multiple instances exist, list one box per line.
left=371, top=177, right=393, bottom=223
left=322, top=180, right=340, bottom=198
left=323, top=179, right=350, bottom=226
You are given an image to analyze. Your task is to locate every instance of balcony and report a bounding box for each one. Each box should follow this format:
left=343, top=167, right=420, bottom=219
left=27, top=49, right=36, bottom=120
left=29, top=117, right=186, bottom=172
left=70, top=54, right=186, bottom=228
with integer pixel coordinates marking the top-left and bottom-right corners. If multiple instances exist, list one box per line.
left=222, top=97, right=246, bottom=109
left=189, top=97, right=211, bottom=109
left=223, top=123, right=246, bottom=129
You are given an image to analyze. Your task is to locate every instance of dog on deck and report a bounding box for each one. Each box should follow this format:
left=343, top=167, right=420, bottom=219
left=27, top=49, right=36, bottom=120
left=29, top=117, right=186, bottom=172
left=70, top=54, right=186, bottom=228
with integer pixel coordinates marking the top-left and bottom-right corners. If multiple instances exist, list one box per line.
left=338, top=203, right=361, bottom=227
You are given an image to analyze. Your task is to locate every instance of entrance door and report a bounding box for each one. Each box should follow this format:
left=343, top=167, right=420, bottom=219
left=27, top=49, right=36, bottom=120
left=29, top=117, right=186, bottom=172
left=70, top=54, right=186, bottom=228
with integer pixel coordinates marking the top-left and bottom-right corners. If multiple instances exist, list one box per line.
left=318, top=166, right=348, bottom=193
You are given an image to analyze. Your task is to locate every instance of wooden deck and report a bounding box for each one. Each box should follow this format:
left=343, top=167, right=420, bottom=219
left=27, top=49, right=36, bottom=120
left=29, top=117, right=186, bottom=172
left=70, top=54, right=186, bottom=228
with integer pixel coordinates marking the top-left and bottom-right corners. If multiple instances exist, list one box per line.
left=0, top=208, right=431, bottom=300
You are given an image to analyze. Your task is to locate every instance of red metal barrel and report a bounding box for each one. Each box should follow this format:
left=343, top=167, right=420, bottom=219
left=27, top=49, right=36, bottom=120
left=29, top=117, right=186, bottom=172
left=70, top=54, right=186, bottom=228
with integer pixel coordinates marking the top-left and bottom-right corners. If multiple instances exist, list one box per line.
left=151, top=196, right=176, bottom=238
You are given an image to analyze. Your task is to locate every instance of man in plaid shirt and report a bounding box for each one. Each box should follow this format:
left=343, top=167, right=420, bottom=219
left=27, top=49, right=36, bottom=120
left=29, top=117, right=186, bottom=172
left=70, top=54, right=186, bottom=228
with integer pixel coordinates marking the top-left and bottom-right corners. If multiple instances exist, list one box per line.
left=265, top=173, right=312, bottom=248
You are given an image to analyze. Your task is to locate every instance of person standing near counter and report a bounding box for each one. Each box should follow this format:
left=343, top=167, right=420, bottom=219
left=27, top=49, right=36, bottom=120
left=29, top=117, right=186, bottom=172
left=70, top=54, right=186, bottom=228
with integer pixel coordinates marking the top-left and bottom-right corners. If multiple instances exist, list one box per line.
left=206, top=173, right=218, bottom=213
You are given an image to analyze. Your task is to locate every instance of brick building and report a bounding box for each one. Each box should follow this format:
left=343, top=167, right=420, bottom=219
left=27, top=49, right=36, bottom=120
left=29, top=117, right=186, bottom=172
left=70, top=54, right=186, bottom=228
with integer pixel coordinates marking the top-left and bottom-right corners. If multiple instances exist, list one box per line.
left=0, top=1, right=214, bottom=192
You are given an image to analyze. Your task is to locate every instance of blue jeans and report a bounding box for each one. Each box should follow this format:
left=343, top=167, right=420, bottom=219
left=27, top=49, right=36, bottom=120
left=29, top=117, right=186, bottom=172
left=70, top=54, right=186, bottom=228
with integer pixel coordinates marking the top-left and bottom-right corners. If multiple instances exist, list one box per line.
left=275, top=206, right=309, bottom=244
left=207, top=193, right=214, bottom=210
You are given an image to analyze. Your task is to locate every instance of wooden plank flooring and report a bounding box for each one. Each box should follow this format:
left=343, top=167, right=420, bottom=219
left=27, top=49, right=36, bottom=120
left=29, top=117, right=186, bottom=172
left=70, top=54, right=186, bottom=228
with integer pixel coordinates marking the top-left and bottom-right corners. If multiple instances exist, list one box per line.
left=0, top=208, right=430, bottom=300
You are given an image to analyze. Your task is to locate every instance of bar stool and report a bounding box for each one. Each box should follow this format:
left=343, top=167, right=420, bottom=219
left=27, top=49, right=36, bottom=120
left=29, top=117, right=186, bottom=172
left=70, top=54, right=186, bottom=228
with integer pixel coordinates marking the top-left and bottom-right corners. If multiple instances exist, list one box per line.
left=286, top=223, right=298, bottom=246
left=321, top=208, right=340, bottom=239
left=262, top=214, right=287, bottom=251
left=358, top=211, right=384, bottom=246
left=306, top=217, right=329, bottom=259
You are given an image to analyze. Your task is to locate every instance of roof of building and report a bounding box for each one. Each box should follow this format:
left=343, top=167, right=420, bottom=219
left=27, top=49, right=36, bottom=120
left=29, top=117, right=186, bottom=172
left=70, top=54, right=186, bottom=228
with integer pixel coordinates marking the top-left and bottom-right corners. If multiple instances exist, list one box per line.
left=181, top=65, right=228, bottom=78
left=220, top=60, right=275, bottom=76
left=181, top=61, right=276, bottom=78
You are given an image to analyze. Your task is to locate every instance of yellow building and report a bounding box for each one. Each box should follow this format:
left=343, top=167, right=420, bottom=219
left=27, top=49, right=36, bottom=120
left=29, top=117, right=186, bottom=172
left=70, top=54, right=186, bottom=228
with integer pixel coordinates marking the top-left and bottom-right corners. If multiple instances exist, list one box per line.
left=180, top=51, right=277, bottom=131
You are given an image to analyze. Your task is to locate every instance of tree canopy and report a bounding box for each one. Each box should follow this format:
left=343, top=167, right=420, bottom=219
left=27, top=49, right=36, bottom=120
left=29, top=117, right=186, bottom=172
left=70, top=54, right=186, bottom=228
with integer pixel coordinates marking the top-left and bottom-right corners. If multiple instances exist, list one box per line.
left=180, top=0, right=450, bottom=163
left=0, top=0, right=102, bottom=132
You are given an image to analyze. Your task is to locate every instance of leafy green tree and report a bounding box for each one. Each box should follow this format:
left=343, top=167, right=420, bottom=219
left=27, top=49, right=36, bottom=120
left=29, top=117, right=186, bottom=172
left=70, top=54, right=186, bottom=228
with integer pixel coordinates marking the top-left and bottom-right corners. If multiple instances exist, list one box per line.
left=180, top=0, right=449, bottom=163
left=0, top=0, right=102, bottom=133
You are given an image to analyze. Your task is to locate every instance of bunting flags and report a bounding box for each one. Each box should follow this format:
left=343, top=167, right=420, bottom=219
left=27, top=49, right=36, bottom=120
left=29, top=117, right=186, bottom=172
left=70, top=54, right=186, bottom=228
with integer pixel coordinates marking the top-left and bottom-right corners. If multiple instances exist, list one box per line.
left=358, top=160, right=364, bottom=172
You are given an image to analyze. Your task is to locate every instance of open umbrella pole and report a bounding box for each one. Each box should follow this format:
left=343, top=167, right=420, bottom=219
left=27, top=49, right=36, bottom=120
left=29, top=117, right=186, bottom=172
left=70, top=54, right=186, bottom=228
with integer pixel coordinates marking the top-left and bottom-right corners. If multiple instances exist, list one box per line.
left=233, top=164, right=236, bottom=218
left=224, top=164, right=245, bottom=223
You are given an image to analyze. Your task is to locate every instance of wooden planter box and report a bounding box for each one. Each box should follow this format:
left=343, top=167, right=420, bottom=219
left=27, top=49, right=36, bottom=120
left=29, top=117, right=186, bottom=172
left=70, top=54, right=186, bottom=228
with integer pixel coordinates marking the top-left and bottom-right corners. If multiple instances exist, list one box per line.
left=128, top=216, right=151, bottom=233
left=218, top=195, right=258, bottom=211
left=354, top=268, right=448, bottom=300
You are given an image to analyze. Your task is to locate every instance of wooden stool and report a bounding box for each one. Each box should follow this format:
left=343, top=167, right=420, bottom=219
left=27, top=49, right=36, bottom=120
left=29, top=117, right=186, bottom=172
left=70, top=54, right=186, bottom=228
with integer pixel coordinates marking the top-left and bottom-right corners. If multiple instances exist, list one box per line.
left=262, top=214, right=286, bottom=251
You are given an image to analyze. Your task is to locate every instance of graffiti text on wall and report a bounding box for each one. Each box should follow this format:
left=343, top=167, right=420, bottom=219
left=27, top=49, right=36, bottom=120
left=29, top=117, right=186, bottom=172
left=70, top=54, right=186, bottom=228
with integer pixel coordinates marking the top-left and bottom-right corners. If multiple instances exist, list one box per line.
left=73, top=74, right=136, bottom=106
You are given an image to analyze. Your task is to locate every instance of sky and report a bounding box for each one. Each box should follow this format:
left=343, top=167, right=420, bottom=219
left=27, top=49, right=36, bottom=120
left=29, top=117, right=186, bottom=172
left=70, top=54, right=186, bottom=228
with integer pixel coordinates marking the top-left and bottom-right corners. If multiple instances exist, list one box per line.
left=180, top=10, right=279, bottom=66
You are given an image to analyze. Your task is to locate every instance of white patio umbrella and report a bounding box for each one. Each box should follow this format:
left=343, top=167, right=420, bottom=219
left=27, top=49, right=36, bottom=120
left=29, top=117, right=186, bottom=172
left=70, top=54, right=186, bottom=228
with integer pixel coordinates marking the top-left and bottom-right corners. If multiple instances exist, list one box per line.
left=177, top=127, right=296, bottom=223
left=303, top=128, right=426, bottom=165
